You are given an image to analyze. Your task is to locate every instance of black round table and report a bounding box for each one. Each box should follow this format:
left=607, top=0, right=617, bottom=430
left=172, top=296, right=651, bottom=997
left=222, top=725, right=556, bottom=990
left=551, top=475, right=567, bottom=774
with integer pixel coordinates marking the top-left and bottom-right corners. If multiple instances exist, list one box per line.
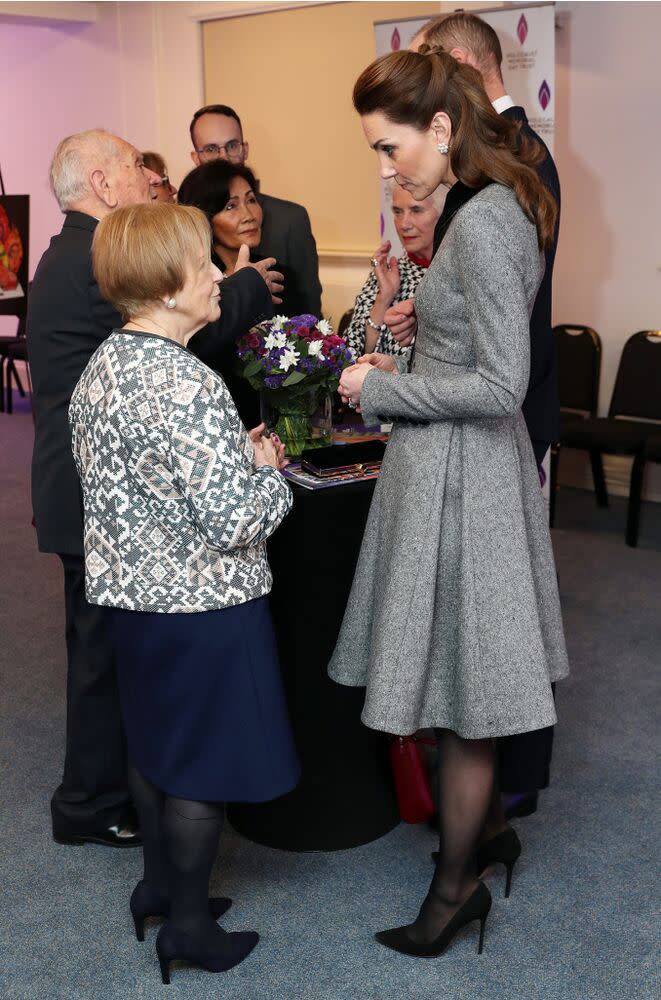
left=227, top=478, right=399, bottom=851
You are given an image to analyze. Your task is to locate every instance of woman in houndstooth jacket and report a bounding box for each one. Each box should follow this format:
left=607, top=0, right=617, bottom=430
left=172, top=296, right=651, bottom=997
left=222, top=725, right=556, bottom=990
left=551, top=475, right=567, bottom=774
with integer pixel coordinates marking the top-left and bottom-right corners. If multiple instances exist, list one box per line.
left=345, top=182, right=443, bottom=362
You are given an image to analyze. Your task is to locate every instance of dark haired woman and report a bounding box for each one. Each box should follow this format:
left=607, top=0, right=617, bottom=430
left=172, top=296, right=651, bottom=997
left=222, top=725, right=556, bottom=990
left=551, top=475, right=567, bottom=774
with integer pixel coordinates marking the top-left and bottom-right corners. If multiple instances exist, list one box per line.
left=329, top=48, right=568, bottom=957
left=179, top=159, right=301, bottom=425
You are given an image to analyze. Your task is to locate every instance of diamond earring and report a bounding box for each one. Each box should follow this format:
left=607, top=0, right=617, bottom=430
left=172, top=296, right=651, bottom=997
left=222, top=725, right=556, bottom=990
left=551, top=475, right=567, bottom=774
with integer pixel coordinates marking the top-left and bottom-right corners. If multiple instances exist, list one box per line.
left=437, top=142, right=449, bottom=154
left=166, top=297, right=176, bottom=310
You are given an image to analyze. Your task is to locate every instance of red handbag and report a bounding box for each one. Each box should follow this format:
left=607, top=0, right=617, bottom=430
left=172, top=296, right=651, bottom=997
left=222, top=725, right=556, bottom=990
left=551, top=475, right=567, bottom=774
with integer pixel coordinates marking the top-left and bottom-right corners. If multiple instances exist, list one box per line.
left=389, top=735, right=435, bottom=824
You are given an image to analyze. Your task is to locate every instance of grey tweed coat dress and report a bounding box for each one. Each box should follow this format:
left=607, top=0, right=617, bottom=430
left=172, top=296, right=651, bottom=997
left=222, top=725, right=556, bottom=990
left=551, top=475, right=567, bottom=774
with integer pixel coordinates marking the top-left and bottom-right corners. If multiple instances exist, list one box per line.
left=328, top=184, right=569, bottom=739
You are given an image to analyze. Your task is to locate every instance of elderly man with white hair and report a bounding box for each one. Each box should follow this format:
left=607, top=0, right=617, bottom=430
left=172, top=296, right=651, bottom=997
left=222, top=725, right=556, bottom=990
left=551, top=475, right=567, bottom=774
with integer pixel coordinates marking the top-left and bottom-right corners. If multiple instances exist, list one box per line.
left=28, top=129, right=281, bottom=849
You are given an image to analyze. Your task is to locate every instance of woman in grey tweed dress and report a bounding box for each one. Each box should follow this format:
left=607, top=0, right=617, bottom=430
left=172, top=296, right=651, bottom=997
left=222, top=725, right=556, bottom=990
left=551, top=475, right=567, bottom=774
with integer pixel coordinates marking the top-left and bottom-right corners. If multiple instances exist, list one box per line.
left=331, top=49, right=568, bottom=957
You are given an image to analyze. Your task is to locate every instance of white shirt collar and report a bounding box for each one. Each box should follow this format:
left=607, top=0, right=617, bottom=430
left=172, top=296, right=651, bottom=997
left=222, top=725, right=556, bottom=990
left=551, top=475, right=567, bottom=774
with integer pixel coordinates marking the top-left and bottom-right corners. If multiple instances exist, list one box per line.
left=492, top=94, right=516, bottom=114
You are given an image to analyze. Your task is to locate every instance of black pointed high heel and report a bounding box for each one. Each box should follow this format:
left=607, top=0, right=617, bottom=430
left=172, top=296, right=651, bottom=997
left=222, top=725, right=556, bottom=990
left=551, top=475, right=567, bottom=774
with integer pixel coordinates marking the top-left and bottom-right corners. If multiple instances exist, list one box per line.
left=129, top=881, right=232, bottom=942
left=375, top=881, right=492, bottom=957
left=475, top=828, right=522, bottom=898
left=155, top=921, right=259, bottom=984
left=431, top=827, right=522, bottom=898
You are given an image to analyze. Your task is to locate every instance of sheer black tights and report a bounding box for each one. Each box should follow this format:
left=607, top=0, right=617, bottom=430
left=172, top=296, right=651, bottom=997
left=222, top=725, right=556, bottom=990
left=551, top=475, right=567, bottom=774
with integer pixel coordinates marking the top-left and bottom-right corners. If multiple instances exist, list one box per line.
left=406, top=730, right=495, bottom=946
left=128, top=764, right=224, bottom=942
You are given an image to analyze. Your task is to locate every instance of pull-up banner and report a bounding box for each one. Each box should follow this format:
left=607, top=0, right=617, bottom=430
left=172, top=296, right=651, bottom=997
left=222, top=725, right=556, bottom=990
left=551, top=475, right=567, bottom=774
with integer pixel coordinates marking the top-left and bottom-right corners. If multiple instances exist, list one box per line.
left=374, top=4, right=556, bottom=255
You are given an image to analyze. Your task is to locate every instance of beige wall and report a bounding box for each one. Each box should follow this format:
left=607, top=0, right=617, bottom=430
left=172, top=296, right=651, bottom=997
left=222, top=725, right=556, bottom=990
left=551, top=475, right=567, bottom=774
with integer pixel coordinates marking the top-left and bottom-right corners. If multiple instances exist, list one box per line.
left=202, top=1, right=439, bottom=255
left=3, top=0, right=659, bottom=499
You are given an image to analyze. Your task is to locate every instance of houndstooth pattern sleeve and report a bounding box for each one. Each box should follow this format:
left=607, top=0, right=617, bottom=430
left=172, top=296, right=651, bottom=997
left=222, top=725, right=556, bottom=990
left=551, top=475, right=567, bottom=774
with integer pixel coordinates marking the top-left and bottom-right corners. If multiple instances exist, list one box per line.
left=344, top=255, right=427, bottom=358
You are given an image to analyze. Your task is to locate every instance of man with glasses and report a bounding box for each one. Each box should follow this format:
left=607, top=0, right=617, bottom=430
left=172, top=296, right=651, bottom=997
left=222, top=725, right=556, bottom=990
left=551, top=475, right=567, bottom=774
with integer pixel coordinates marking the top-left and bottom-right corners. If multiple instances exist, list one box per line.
left=190, top=104, right=322, bottom=317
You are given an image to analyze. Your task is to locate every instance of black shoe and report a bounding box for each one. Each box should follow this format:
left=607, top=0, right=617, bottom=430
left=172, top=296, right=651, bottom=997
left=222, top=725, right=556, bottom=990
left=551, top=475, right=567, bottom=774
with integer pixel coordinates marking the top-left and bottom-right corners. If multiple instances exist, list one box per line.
left=476, top=827, right=522, bottom=898
left=130, top=881, right=232, bottom=942
left=53, top=809, right=142, bottom=848
left=504, top=793, right=538, bottom=819
left=156, top=921, right=259, bottom=984
left=375, top=881, right=492, bottom=957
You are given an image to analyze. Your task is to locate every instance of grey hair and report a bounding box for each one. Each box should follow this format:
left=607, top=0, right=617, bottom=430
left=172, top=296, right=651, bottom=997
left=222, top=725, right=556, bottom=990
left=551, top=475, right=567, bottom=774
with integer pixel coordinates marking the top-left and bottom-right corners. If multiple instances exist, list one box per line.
left=49, top=129, right=122, bottom=211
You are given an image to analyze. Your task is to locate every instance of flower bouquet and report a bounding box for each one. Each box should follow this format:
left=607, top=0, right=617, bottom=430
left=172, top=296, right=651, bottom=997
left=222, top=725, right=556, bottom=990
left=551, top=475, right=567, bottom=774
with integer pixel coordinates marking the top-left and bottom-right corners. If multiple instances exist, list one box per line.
left=236, top=314, right=356, bottom=456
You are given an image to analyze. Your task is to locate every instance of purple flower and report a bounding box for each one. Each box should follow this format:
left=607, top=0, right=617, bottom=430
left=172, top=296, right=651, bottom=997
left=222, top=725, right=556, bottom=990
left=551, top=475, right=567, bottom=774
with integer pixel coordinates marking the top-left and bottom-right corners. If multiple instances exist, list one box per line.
left=291, top=313, right=319, bottom=328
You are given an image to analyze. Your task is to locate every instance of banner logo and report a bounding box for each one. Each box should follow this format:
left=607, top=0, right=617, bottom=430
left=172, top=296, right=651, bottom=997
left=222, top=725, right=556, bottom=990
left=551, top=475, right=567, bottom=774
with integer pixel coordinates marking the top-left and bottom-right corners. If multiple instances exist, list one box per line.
left=538, top=79, right=551, bottom=111
left=517, top=14, right=528, bottom=45
left=391, top=27, right=401, bottom=51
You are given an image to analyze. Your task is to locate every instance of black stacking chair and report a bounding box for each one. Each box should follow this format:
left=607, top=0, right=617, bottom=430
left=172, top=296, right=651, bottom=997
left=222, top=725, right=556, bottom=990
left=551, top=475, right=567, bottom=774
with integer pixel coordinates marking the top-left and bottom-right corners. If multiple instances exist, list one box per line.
left=0, top=315, right=28, bottom=414
left=561, top=330, right=661, bottom=540
left=626, top=433, right=661, bottom=547
left=549, top=324, right=602, bottom=526
left=337, top=308, right=353, bottom=340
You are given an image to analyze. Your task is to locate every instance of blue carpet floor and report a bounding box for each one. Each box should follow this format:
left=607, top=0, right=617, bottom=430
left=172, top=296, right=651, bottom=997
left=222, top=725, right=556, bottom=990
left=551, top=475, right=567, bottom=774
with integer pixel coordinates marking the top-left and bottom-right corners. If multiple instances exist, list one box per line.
left=1, top=397, right=659, bottom=999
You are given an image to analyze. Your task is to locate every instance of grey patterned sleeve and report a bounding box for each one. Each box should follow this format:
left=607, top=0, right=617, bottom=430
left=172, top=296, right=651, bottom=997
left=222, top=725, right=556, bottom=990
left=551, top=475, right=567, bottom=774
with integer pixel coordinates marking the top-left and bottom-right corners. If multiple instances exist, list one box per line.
left=360, top=202, right=535, bottom=425
left=167, top=377, right=292, bottom=553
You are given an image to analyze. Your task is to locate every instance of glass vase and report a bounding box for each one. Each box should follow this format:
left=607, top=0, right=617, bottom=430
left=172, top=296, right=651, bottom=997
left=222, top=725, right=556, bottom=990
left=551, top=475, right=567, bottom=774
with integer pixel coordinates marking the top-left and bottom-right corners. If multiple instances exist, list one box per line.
left=260, top=387, right=332, bottom=458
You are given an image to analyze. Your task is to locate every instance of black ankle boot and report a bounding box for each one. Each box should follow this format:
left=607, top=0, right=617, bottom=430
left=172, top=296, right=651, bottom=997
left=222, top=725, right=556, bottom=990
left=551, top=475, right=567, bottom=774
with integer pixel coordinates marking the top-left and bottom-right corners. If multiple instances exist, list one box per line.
left=375, top=882, right=492, bottom=957
left=129, top=881, right=232, bottom=942
left=155, top=921, right=259, bottom=984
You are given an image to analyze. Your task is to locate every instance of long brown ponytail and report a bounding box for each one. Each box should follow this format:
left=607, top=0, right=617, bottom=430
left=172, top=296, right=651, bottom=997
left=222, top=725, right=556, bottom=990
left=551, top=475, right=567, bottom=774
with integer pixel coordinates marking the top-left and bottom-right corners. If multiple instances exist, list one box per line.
left=353, top=49, right=557, bottom=250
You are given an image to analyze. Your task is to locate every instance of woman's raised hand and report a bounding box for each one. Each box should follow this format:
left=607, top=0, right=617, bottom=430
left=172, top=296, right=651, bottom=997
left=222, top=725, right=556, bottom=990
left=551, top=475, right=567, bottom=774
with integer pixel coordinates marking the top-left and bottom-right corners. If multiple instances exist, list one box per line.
left=372, top=241, right=401, bottom=305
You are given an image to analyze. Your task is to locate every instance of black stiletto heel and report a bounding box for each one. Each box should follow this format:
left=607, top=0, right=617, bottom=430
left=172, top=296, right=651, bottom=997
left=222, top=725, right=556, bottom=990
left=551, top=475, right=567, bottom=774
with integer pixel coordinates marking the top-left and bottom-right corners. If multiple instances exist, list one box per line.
left=478, top=913, right=487, bottom=955
left=475, top=828, right=522, bottom=898
left=158, top=951, right=171, bottom=985
left=155, top=921, right=259, bottom=984
left=129, top=880, right=232, bottom=941
left=375, top=881, right=492, bottom=958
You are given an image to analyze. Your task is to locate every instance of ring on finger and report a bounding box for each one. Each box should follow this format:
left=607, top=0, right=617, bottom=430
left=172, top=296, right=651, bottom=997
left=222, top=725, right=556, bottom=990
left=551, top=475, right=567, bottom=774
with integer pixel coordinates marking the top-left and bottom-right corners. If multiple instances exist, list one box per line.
left=370, top=257, right=379, bottom=268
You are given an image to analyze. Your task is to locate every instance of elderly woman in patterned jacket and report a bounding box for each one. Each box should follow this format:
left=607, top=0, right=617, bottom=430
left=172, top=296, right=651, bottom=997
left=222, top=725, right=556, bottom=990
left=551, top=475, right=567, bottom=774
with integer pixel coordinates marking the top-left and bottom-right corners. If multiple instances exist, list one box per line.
left=69, top=203, right=299, bottom=985
left=345, top=181, right=443, bottom=361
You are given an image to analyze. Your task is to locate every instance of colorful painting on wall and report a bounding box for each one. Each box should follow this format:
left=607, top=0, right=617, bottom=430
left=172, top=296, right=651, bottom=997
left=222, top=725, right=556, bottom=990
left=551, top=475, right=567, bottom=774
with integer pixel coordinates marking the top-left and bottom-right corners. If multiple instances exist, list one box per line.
left=0, top=195, right=29, bottom=316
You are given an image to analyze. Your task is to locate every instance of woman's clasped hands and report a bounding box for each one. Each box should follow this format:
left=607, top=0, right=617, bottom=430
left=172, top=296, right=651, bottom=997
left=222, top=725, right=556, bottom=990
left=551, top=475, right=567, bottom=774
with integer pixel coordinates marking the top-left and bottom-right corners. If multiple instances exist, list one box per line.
left=249, top=423, right=288, bottom=470
left=338, top=353, right=398, bottom=411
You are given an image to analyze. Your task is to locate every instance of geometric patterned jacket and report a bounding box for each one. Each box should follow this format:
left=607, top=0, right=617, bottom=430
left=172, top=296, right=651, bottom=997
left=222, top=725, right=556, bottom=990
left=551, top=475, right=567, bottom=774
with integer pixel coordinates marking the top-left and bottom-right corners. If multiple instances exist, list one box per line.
left=69, top=330, right=293, bottom=613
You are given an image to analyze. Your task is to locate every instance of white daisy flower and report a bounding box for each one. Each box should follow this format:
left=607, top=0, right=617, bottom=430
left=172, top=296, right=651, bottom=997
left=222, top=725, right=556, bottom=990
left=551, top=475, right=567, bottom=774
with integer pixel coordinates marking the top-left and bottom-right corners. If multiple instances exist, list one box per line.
left=317, top=318, right=333, bottom=335
left=308, top=340, right=324, bottom=358
left=280, top=347, right=300, bottom=372
left=271, top=315, right=289, bottom=331
left=264, top=331, right=287, bottom=350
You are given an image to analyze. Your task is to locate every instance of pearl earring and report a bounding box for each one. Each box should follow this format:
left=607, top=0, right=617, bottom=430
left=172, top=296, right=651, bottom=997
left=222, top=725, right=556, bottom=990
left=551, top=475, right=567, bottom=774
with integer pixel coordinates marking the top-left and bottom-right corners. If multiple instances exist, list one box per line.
left=437, top=142, right=449, bottom=154
left=166, top=297, right=176, bottom=310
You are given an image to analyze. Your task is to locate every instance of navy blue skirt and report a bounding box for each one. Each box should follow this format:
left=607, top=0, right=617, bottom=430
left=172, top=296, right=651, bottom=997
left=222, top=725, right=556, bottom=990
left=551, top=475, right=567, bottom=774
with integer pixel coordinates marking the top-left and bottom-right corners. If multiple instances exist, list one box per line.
left=106, top=597, right=300, bottom=802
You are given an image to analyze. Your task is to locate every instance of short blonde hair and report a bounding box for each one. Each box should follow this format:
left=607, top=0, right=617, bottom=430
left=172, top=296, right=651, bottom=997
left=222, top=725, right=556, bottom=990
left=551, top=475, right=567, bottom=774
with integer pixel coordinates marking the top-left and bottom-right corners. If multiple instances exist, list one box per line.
left=92, top=203, right=211, bottom=320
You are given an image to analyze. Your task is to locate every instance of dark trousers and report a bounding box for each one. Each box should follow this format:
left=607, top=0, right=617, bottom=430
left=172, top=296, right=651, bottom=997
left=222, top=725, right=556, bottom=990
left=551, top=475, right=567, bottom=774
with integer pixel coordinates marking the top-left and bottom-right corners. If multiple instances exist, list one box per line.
left=498, top=438, right=556, bottom=795
left=51, top=555, right=130, bottom=833
left=498, top=686, right=556, bottom=793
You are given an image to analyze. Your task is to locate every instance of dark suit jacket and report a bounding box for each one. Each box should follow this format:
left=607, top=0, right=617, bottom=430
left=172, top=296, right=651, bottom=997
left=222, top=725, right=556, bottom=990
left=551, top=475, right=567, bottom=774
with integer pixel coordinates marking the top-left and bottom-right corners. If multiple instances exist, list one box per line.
left=257, top=192, right=323, bottom=317
left=28, top=211, right=273, bottom=556
left=433, top=106, right=561, bottom=456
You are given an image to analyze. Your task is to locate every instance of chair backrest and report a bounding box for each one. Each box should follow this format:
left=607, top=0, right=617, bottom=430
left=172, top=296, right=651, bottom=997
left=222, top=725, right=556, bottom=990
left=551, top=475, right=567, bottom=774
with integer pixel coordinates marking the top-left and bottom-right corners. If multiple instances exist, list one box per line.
left=553, top=324, right=602, bottom=416
left=337, top=308, right=353, bottom=339
left=609, top=330, right=661, bottom=420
